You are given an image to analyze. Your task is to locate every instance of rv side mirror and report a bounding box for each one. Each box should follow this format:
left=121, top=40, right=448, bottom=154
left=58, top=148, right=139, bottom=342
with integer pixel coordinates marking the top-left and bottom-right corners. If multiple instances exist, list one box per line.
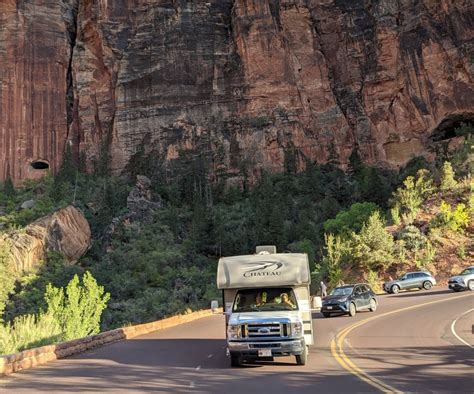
left=210, top=300, right=219, bottom=313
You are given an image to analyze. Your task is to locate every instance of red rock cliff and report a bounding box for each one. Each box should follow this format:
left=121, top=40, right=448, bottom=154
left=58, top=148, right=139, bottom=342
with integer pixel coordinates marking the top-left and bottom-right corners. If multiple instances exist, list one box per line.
left=0, top=0, right=78, bottom=184
left=1, top=0, right=473, bottom=183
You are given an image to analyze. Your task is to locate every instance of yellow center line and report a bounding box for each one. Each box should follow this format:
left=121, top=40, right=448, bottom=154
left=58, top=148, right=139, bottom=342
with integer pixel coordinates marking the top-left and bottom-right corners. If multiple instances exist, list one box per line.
left=330, top=292, right=474, bottom=393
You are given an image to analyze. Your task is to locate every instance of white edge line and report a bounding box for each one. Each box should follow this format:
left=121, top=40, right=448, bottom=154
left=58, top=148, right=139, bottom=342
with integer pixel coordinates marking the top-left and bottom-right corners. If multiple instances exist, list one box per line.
left=450, top=308, right=474, bottom=349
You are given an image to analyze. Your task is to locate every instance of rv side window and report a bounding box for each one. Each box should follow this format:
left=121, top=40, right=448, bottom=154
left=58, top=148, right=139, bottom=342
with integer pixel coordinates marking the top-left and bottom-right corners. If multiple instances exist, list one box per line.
left=232, top=288, right=298, bottom=312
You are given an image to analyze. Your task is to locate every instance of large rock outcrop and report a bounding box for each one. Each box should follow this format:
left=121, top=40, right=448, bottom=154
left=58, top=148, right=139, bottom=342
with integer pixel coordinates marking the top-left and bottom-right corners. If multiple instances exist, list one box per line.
left=0, top=206, right=91, bottom=273
left=1, top=0, right=473, bottom=184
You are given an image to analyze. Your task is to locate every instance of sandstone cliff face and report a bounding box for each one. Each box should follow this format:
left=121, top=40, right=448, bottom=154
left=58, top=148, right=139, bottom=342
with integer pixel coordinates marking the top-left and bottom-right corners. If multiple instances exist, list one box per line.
left=0, top=0, right=78, bottom=184
left=1, top=0, right=473, bottom=184
left=0, top=206, right=91, bottom=273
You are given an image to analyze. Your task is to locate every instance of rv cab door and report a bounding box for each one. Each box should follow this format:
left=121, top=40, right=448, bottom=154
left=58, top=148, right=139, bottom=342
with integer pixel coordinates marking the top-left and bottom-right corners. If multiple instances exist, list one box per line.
left=295, top=286, right=314, bottom=345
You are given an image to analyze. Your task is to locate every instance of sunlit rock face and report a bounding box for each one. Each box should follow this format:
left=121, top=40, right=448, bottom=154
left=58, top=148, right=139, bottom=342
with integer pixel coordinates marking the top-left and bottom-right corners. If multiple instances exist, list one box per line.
left=1, top=0, right=473, bottom=184
left=0, top=205, right=91, bottom=273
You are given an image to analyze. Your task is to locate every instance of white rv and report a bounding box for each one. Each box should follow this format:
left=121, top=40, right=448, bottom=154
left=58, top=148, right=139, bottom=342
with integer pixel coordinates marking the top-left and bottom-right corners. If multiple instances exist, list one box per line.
left=217, top=246, right=313, bottom=367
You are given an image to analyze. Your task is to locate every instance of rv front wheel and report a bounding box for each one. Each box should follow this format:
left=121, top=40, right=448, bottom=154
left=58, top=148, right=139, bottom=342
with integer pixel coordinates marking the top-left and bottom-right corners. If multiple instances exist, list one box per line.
left=295, top=346, right=308, bottom=365
left=230, top=354, right=242, bottom=367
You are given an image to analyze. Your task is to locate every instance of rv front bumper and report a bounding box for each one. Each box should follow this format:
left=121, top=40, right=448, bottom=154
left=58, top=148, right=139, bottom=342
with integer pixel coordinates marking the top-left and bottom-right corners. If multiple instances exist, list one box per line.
left=228, top=338, right=305, bottom=357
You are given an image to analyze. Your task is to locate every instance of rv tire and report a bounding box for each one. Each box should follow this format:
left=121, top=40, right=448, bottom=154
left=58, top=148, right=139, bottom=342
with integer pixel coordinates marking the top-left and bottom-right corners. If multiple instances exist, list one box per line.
left=295, top=345, right=308, bottom=365
left=230, top=354, right=242, bottom=367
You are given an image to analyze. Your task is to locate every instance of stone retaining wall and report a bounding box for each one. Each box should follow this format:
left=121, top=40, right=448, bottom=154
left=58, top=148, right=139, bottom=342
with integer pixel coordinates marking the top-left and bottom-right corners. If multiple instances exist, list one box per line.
left=0, top=309, right=215, bottom=376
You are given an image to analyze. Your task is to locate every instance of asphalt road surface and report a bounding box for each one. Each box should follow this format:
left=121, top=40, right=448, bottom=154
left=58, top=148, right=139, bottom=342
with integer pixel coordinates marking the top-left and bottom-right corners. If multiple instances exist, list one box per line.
left=1, top=288, right=473, bottom=393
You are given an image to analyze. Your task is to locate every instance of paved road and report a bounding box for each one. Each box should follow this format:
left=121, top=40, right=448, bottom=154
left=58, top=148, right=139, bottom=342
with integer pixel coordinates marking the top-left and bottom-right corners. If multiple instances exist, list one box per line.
left=1, top=288, right=473, bottom=393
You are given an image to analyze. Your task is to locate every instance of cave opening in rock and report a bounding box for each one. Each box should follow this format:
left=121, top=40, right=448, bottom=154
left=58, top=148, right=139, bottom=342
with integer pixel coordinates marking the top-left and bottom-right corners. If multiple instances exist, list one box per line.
left=31, top=160, right=50, bottom=170
left=430, top=113, right=473, bottom=142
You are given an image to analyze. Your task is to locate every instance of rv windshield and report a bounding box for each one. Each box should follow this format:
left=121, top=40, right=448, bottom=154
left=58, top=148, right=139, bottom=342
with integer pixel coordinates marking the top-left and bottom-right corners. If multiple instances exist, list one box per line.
left=232, top=288, right=298, bottom=312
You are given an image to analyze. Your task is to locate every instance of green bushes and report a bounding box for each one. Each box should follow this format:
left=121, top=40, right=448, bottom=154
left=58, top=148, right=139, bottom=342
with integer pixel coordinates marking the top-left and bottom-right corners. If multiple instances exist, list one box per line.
left=0, top=272, right=109, bottom=355
left=0, top=242, right=16, bottom=320
left=366, top=270, right=382, bottom=294
left=320, top=212, right=395, bottom=285
left=397, top=225, right=428, bottom=251
left=391, top=169, right=434, bottom=224
left=0, top=313, right=61, bottom=355
left=45, top=271, right=110, bottom=341
left=430, top=201, right=469, bottom=233
left=440, top=161, right=457, bottom=191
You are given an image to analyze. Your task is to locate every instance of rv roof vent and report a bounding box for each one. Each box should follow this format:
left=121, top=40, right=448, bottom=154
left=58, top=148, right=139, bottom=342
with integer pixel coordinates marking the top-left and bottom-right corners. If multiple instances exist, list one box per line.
left=255, top=245, right=277, bottom=254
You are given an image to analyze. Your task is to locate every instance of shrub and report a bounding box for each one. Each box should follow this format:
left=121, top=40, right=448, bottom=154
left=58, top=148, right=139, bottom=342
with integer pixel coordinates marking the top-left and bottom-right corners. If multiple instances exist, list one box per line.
left=45, top=271, right=110, bottom=341
left=0, top=242, right=16, bottom=320
left=352, top=211, right=395, bottom=270
left=366, top=270, right=382, bottom=294
left=390, top=204, right=401, bottom=225
left=397, top=225, right=428, bottom=251
left=0, top=313, right=61, bottom=355
left=392, top=169, right=435, bottom=224
left=413, top=240, right=436, bottom=269
left=394, top=239, right=407, bottom=263
left=440, top=161, right=457, bottom=191
left=430, top=201, right=469, bottom=233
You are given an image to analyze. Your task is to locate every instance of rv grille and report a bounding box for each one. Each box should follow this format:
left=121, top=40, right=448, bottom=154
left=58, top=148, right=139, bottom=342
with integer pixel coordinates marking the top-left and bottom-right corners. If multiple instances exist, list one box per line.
left=242, top=323, right=287, bottom=338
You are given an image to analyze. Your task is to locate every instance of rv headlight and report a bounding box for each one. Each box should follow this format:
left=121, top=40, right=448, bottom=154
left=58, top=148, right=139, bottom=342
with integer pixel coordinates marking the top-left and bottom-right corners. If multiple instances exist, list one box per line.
left=227, top=325, right=240, bottom=340
left=290, top=322, right=302, bottom=337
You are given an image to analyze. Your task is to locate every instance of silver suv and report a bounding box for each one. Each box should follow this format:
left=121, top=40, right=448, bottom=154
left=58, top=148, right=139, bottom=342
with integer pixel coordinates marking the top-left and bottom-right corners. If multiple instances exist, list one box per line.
left=384, top=271, right=436, bottom=294
left=448, top=266, right=474, bottom=292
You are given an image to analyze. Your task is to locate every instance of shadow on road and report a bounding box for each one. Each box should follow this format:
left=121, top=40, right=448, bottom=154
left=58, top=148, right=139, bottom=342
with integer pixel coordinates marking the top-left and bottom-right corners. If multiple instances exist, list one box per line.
left=346, top=344, right=473, bottom=393
left=3, top=338, right=472, bottom=393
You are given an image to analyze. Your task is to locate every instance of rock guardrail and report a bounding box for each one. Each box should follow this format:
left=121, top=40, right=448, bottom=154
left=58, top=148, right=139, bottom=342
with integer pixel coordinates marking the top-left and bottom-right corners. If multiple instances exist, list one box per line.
left=0, top=309, right=215, bottom=376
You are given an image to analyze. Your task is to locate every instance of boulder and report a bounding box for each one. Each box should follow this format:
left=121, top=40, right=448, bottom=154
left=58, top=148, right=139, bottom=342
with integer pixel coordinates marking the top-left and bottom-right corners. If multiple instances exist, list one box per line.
left=0, top=206, right=91, bottom=273
left=20, top=200, right=36, bottom=210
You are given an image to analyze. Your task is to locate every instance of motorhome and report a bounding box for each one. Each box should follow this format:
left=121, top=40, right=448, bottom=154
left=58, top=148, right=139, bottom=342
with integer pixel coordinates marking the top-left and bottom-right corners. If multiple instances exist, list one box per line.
left=216, top=246, right=313, bottom=367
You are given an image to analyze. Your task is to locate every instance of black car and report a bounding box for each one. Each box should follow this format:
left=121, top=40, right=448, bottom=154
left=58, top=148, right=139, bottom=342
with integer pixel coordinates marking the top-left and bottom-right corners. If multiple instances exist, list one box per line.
left=321, top=284, right=377, bottom=317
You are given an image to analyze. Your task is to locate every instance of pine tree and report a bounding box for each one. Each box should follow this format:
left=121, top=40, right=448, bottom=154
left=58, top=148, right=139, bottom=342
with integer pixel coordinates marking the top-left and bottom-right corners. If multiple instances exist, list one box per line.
left=3, top=176, right=15, bottom=197
left=348, top=149, right=364, bottom=175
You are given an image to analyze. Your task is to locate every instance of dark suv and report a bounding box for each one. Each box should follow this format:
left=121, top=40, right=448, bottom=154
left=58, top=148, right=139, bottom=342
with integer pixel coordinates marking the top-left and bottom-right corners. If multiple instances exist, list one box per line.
left=321, top=284, right=377, bottom=317
left=383, top=271, right=436, bottom=294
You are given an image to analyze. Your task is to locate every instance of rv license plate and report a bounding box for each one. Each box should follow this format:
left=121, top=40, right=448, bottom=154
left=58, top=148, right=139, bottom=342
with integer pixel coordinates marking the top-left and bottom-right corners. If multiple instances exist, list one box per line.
left=327, top=306, right=333, bottom=310
left=258, top=349, right=272, bottom=357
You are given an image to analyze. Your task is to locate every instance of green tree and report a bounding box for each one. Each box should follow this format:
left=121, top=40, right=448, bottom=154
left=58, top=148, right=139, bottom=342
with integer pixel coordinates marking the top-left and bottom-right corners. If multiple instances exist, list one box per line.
left=352, top=211, right=395, bottom=270
left=321, top=234, right=351, bottom=287
left=440, top=161, right=457, bottom=191
left=348, top=149, right=364, bottom=175
left=288, top=239, right=316, bottom=270
left=45, top=271, right=110, bottom=341
left=324, top=202, right=380, bottom=235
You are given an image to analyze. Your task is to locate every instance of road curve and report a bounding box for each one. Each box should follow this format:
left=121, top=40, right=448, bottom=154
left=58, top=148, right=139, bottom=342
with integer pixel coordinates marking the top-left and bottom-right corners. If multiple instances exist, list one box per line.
left=1, top=288, right=472, bottom=393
